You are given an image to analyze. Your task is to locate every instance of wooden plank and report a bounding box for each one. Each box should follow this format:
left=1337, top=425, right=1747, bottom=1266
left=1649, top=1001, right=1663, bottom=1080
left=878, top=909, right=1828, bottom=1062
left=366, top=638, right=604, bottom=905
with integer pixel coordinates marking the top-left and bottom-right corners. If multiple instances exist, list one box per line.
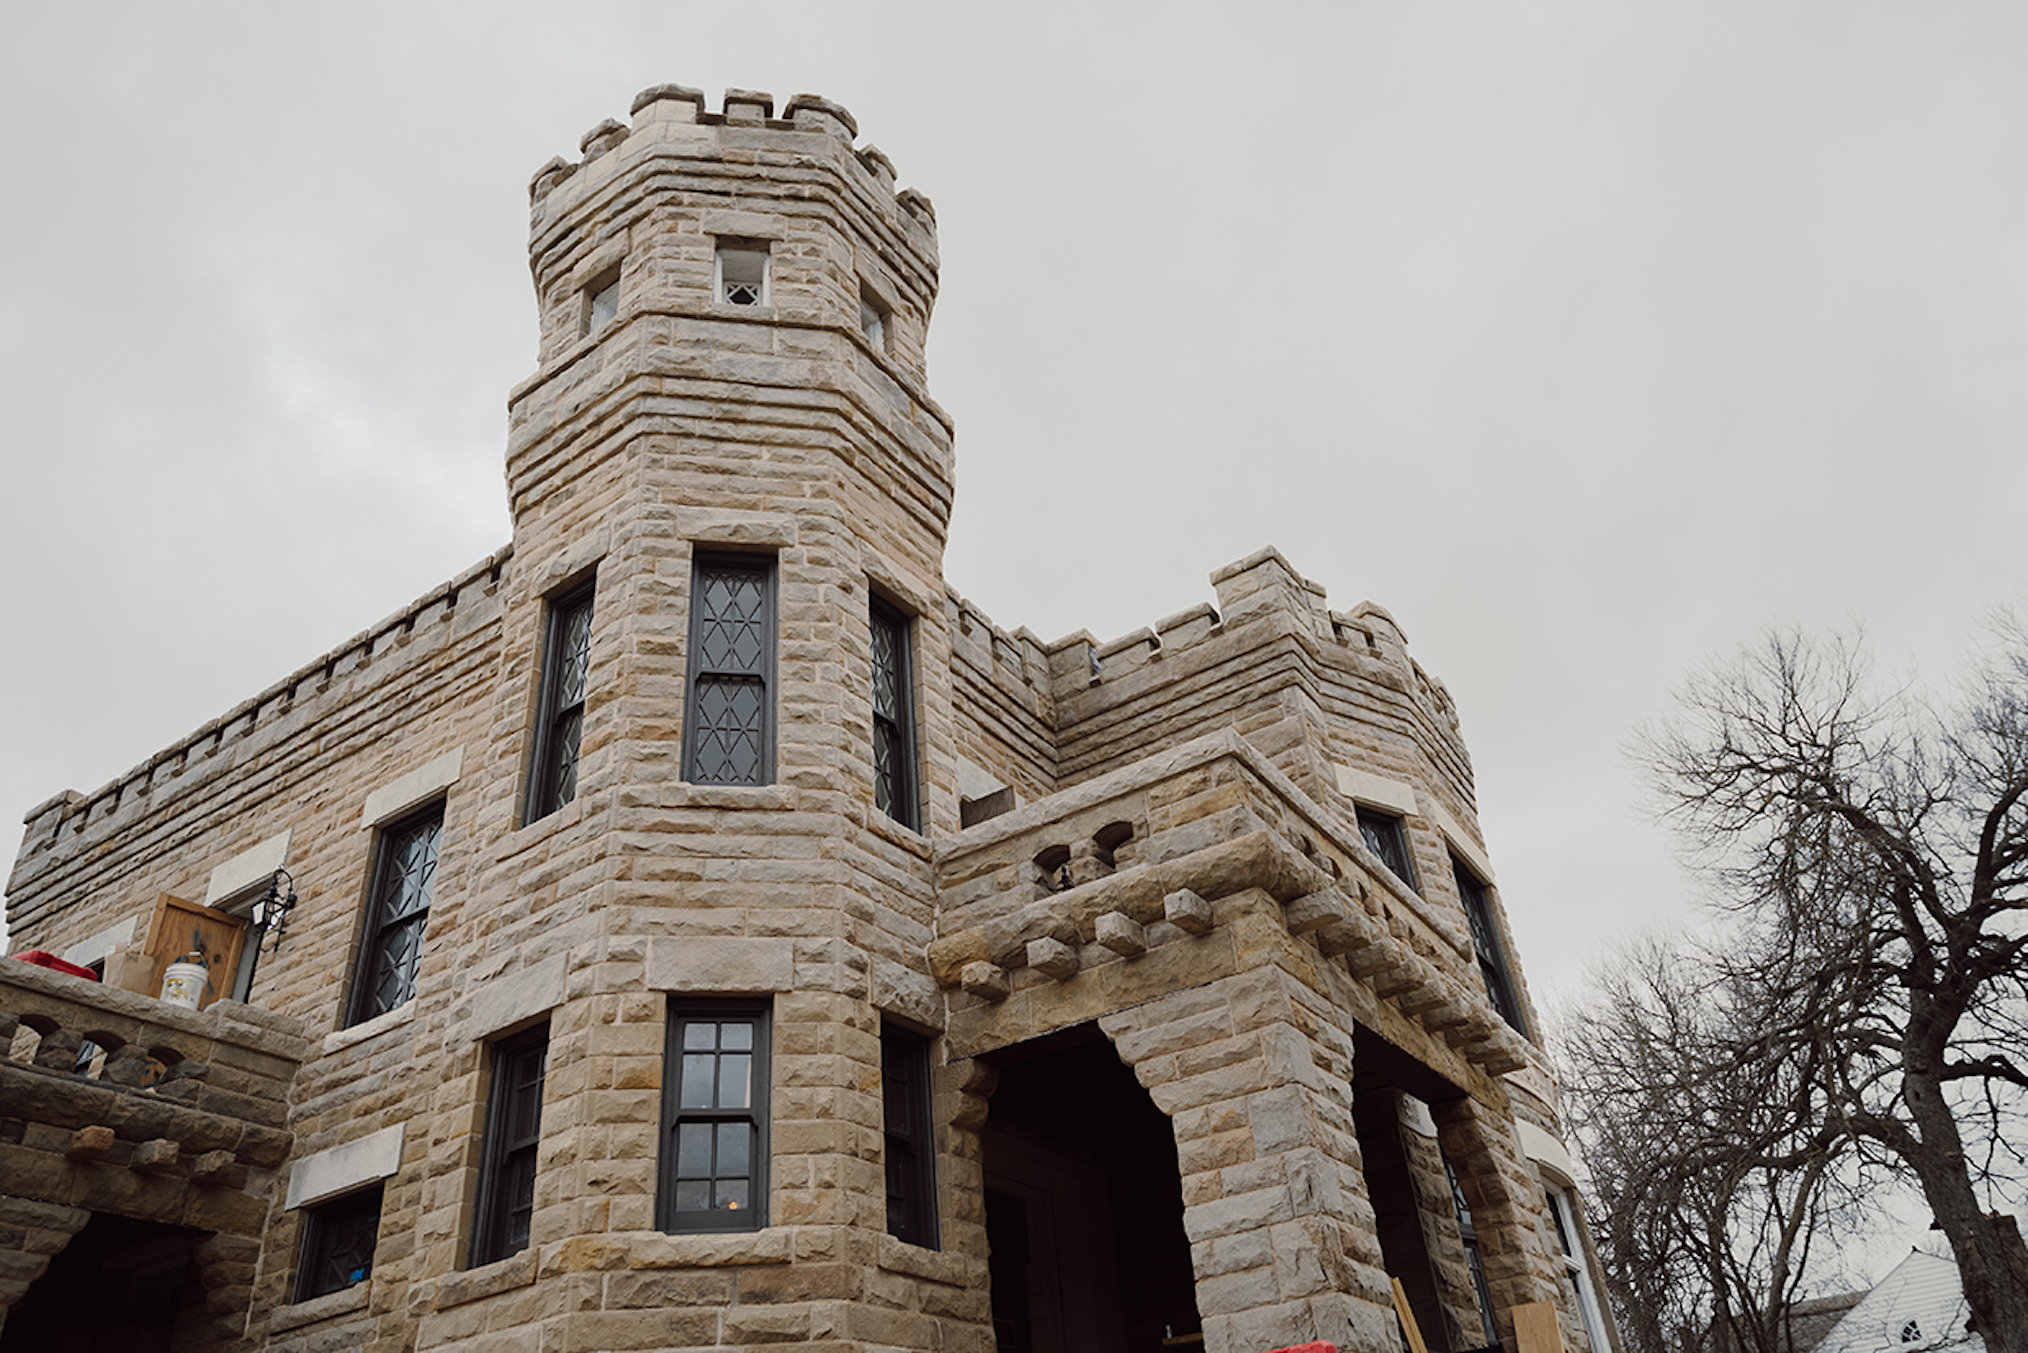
left=1511, top=1301, right=1567, bottom=1353
left=1391, top=1278, right=1429, bottom=1353
left=137, top=893, right=247, bottom=1010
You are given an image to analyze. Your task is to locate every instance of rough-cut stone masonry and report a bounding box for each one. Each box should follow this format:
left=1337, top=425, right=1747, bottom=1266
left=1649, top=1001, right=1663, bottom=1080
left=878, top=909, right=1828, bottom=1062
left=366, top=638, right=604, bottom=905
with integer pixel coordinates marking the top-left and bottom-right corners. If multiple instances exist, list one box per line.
left=5, top=83, right=1618, bottom=1353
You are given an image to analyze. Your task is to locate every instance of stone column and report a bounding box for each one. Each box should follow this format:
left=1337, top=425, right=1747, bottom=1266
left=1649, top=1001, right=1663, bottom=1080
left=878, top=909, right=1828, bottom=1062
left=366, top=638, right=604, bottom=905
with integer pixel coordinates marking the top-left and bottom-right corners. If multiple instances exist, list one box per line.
left=1100, top=967, right=1397, bottom=1353
left=1432, top=1095, right=1565, bottom=1344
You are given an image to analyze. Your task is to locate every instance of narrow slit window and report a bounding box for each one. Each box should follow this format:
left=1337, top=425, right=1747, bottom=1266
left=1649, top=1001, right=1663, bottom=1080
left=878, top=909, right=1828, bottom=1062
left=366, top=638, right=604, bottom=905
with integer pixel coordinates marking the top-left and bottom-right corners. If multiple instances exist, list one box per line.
left=859, top=289, right=889, bottom=351
left=882, top=1021, right=937, bottom=1248
left=527, top=581, right=595, bottom=821
left=870, top=597, right=917, bottom=830
left=716, top=243, right=769, bottom=307
left=471, top=1025, right=548, bottom=1267
left=1454, top=857, right=1527, bottom=1034
left=347, top=803, right=443, bottom=1026
left=585, top=272, right=620, bottom=336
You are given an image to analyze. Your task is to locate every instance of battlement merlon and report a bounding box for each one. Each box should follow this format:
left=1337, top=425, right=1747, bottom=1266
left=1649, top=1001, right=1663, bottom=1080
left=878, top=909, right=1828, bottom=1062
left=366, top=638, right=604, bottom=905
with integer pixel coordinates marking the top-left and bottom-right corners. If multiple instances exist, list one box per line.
left=522, top=85, right=941, bottom=384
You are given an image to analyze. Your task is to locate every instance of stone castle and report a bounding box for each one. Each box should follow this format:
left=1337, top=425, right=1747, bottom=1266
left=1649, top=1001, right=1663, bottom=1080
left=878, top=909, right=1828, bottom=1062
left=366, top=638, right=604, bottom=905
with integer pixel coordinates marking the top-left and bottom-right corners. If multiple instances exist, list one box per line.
left=1, top=84, right=1616, bottom=1353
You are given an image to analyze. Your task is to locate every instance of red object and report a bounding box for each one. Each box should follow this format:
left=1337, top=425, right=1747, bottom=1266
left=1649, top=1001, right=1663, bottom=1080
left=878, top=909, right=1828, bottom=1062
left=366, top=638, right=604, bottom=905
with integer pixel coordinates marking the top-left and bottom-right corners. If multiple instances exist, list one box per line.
left=1261, top=1345, right=1337, bottom=1353
left=9, top=950, right=100, bottom=981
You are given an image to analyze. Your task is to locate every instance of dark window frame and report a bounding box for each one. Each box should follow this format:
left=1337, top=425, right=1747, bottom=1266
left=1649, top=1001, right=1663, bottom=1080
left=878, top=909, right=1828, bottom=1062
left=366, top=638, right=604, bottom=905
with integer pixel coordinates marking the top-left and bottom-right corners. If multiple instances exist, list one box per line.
left=526, top=580, right=596, bottom=823
left=346, top=802, right=445, bottom=1027
left=681, top=553, right=777, bottom=787
left=296, top=1183, right=383, bottom=1301
left=1356, top=805, right=1420, bottom=895
left=715, top=239, right=771, bottom=308
left=870, top=595, right=918, bottom=831
left=1453, top=856, right=1527, bottom=1035
left=469, top=1023, right=549, bottom=1268
left=658, top=998, right=771, bottom=1234
left=881, top=1021, right=938, bottom=1249
left=1445, top=1159, right=1501, bottom=1346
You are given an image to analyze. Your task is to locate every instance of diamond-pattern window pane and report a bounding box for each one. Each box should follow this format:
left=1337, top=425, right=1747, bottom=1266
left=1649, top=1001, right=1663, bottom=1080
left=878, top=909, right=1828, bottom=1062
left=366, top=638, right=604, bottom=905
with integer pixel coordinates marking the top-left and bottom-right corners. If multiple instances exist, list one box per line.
left=1454, top=859, right=1525, bottom=1032
left=299, top=1185, right=381, bottom=1300
left=697, top=569, right=768, bottom=674
left=870, top=602, right=915, bottom=829
left=692, top=676, right=765, bottom=784
left=531, top=585, right=596, bottom=820
left=352, top=810, right=441, bottom=1024
left=558, top=602, right=593, bottom=706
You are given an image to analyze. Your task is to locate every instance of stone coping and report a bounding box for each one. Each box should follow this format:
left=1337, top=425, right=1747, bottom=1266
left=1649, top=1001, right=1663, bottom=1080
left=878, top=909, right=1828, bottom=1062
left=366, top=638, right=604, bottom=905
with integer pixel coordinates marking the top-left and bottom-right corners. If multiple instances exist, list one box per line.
left=266, top=1279, right=372, bottom=1333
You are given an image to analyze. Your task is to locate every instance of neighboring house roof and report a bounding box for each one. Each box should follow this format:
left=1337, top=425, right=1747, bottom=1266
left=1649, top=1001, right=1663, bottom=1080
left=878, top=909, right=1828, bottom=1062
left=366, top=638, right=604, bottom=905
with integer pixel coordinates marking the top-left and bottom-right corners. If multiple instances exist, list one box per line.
left=1787, top=1292, right=1867, bottom=1353
left=1813, top=1251, right=1981, bottom=1353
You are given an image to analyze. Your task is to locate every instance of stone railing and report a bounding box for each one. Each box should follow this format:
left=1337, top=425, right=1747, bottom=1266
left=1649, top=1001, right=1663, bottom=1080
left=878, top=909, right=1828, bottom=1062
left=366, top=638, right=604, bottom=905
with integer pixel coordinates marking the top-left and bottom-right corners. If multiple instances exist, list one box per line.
left=930, top=730, right=1532, bottom=1077
left=0, top=956, right=311, bottom=1176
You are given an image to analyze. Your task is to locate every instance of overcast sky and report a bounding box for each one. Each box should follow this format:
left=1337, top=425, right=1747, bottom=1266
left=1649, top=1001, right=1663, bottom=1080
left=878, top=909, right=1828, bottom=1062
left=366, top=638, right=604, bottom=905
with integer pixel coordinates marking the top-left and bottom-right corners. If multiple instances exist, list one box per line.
left=5, top=1, right=2027, bottom=1059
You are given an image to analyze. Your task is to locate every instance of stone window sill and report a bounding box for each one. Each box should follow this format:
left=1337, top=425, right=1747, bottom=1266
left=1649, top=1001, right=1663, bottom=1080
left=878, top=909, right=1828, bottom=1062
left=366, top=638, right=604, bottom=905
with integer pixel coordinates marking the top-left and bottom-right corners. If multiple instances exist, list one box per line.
left=322, top=1001, right=416, bottom=1056
left=433, top=1247, right=536, bottom=1311
left=268, top=1280, right=371, bottom=1333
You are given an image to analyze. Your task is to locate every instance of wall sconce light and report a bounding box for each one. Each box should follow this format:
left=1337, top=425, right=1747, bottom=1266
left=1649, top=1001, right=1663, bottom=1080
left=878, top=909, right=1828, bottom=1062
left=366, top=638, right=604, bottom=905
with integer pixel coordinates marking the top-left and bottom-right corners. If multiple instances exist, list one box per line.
left=254, top=868, right=299, bottom=951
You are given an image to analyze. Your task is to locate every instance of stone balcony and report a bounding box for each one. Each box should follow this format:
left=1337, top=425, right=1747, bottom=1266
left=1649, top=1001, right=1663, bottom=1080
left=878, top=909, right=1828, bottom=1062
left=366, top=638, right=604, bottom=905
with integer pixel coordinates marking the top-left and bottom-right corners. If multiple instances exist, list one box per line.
left=0, top=956, right=312, bottom=1347
left=930, top=729, right=1534, bottom=1084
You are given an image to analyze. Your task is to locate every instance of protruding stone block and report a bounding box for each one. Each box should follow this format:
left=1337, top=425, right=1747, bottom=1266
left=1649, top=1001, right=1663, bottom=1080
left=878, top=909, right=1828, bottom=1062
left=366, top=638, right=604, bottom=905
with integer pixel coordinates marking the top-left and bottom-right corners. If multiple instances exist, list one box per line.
left=132, top=1138, right=180, bottom=1173
left=1095, top=912, right=1148, bottom=958
left=1165, top=888, right=1214, bottom=936
left=190, top=1149, right=236, bottom=1182
left=1026, top=938, right=1078, bottom=982
left=959, top=962, right=1009, bottom=1002
left=66, top=1125, right=115, bottom=1160
left=580, top=118, right=628, bottom=158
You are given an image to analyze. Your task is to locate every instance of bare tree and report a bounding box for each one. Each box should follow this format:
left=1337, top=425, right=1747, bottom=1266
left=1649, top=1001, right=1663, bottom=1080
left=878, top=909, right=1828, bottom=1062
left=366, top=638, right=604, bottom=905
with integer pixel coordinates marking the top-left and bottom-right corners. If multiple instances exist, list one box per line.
left=1561, top=937, right=1863, bottom=1353
left=1643, top=626, right=2028, bottom=1350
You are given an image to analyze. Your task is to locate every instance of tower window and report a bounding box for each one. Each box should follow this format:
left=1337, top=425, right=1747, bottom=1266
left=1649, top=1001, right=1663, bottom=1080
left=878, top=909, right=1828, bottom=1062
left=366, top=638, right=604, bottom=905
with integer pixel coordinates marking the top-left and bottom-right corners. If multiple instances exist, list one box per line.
left=682, top=554, right=776, bottom=786
left=859, top=288, right=889, bottom=351
left=882, top=1021, right=937, bottom=1248
left=296, top=1184, right=382, bottom=1301
left=716, top=242, right=770, bottom=307
left=659, top=1000, right=771, bottom=1233
left=584, top=270, right=620, bottom=337
left=870, top=597, right=916, bottom=830
left=1454, top=857, right=1527, bottom=1033
left=527, top=581, right=596, bottom=821
left=1356, top=806, right=1419, bottom=895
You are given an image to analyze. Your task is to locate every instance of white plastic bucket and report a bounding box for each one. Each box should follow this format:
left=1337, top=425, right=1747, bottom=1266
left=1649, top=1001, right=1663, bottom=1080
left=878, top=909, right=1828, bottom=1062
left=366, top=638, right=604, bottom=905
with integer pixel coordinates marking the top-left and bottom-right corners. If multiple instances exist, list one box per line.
left=161, top=954, right=208, bottom=1009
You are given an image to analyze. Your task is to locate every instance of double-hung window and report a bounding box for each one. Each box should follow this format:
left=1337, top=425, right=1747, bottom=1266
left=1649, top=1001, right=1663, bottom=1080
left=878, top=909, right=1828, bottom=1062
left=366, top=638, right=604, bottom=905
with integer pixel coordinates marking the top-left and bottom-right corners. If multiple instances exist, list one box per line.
left=682, top=555, right=775, bottom=785
left=347, top=804, right=442, bottom=1026
left=870, top=598, right=917, bottom=830
left=1453, top=857, right=1526, bottom=1034
left=1547, top=1188, right=1611, bottom=1352
left=882, top=1022, right=937, bottom=1248
left=1356, top=806, right=1420, bottom=895
left=527, top=581, right=595, bottom=821
left=659, top=1000, right=769, bottom=1232
left=296, top=1184, right=382, bottom=1301
left=470, top=1025, right=548, bottom=1267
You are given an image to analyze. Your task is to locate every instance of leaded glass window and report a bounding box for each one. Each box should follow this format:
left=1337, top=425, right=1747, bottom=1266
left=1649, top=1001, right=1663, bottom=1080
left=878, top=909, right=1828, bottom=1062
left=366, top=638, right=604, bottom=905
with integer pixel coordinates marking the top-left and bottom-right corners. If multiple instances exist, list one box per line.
left=471, top=1025, right=547, bottom=1267
left=347, top=805, right=442, bottom=1026
left=716, top=243, right=769, bottom=307
left=871, top=598, right=917, bottom=830
left=1454, top=857, right=1527, bottom=1034
left=683, top=556, right=774, bottom=786
left=528, top=582, right=595, bottom=821
left=659, top=1001, right=770, bottom=1233
left=297, top=1184, right=382, bottom=1301
left=1356, top=805, right=1420, bottom=895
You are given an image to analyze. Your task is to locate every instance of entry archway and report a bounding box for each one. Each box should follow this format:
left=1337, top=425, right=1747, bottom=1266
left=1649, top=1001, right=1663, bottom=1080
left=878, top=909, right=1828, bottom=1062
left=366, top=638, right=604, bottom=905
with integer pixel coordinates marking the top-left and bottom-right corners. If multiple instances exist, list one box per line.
left=982, top=1023, right=1202, bottom=1353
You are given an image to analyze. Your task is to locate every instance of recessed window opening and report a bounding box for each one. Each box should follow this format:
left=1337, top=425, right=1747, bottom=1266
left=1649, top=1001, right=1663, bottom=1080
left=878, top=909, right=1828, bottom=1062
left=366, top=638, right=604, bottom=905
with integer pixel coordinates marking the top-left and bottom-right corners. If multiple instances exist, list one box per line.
left=716, top=242, right=769, bottom=307
left=470, top=1024, right=548, bottom=1267
left=870, top=596, right=917, bottom=830
left=297, top=1184, right=383, bottom=1301
left=1454, top=857, right=1527, bottom=1034
left=1356, top=806, right=1419, bottom=895
left=859, top=287, right=889, bottom=351
left=882, top=1021, right=937, bottom=1248
left=584, top=270, right=620, bottom=337
left=659, top=1000, right=771, bottom=1233
left=527, top=580, right=596, bottom=822
left=682, top=554, right=776, bottom=786
left=347, top=802, right=444, bottom=1027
